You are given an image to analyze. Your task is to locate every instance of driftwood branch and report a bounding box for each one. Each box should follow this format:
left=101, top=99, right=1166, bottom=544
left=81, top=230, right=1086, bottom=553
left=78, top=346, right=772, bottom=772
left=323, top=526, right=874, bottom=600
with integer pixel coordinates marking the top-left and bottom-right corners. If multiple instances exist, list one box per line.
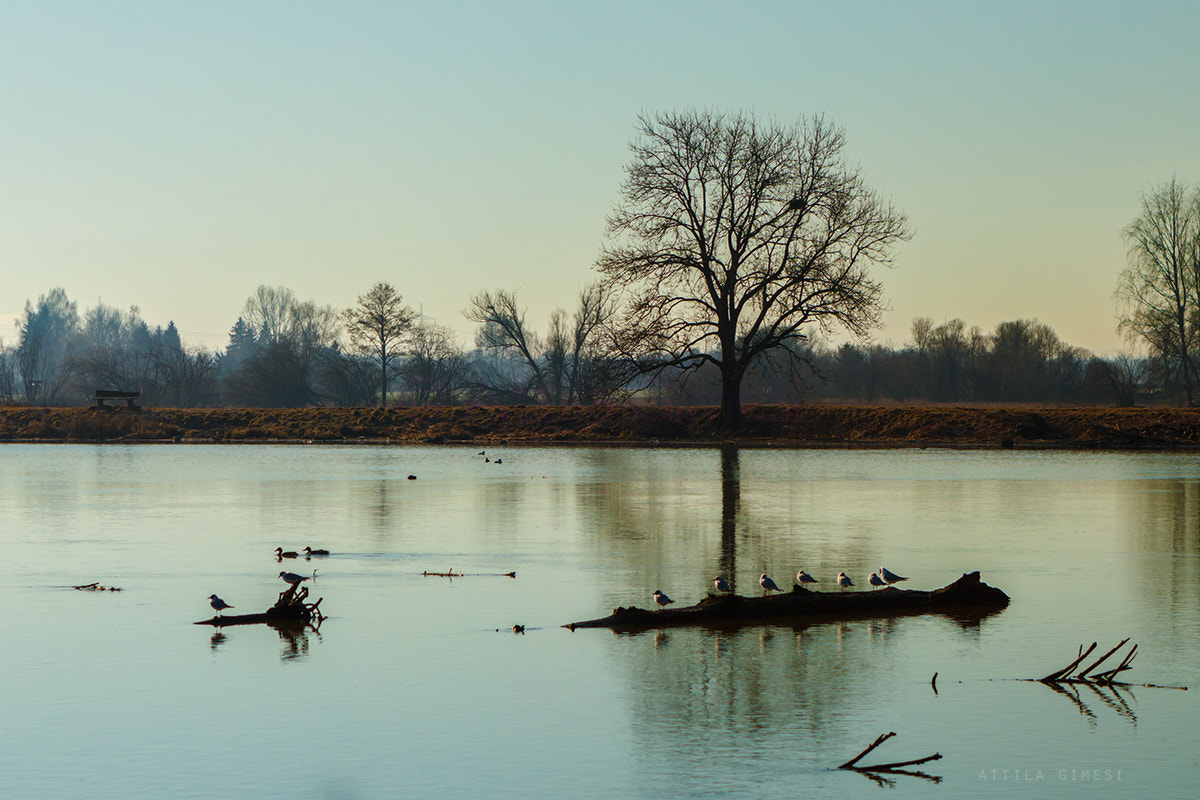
left=1035, top=639, right=1172, bottom=686
left=1040, top=641, right=1097, bottom=682
left=1077, top=638, right=1131, bottom=679
left=1031, top=638, right=1186, bottom=723
left=839, top=731, right=895, bottom=769
left=838, top=732, right=943, bottom=785
left=422, top=569, right=517, bottom=578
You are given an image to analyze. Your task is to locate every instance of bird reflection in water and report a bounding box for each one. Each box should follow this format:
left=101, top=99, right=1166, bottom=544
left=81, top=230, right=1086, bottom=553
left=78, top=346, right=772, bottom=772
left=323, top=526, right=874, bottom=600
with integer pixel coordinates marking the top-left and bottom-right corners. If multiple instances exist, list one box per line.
left=210, top=631, right=228, bottom=651
left=654, top=630, right=669, bottom=651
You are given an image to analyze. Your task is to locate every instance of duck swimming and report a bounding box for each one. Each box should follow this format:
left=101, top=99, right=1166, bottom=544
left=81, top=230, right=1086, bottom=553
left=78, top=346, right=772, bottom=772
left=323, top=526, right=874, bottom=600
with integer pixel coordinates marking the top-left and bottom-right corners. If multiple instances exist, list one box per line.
left=275, top=547, right=298, bottom=559
left=303, top=546, right=330, bottom=557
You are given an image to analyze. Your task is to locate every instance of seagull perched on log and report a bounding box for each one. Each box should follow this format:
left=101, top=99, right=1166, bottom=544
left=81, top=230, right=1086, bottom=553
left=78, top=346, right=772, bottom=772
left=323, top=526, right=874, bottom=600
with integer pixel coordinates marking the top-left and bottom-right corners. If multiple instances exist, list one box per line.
left=795, top=569, right=818, bottom=586
left=868, top=572, right=886, bottom=589
left=879, top=566, right=908, bottom=585
left=836, top=572, right=853, bottom=589
left=279, top=570, right=314, bottom=585
left=713, top=576, right=731, bottom=594
left=759, top=573, right=781, bottom=594
left=208, top=594, right=233, bottom=616
left=652, top=590, right=675, bottom=608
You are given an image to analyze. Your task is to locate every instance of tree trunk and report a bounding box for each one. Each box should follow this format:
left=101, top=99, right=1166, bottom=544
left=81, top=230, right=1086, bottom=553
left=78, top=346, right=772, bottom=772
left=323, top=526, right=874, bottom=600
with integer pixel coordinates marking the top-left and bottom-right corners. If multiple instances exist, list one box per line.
left=720, top=370, right=742, bottom=428
left=380, top=358, right=387, bottom=408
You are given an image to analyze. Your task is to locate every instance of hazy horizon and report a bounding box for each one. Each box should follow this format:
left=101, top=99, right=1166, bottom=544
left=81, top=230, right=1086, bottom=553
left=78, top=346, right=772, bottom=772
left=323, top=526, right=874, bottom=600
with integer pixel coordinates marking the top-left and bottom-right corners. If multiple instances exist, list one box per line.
left=3, top=1, right=1199, bottom=356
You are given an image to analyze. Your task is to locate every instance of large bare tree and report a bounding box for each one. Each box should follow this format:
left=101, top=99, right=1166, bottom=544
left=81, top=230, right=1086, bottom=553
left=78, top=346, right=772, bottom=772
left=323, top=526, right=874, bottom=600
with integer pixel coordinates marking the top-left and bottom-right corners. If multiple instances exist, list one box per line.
left=597, top=110, right=910, bottom=425
left=1116, top=178, right=1200, bottom=405
left=343, top=282, right=415, bottom=406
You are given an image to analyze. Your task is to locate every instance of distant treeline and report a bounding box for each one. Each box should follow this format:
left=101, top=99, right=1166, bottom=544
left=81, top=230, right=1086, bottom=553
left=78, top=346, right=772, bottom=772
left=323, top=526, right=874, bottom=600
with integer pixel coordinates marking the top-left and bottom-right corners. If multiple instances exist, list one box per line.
left=0, top=285, right=1147, bottom=408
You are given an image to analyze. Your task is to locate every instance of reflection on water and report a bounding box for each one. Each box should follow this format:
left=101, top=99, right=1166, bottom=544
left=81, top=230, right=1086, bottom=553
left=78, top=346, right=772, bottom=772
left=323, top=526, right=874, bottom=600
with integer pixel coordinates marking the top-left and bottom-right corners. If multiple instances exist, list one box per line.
left=0, top=444, right=1197, bottom=799
left=204, top=620, right=321, bottom=662
left=274, top=620, right=321, bottom=662
left=719, top=445, right=740, bottom=593
left=1039, top=680, right=1139, bottom=727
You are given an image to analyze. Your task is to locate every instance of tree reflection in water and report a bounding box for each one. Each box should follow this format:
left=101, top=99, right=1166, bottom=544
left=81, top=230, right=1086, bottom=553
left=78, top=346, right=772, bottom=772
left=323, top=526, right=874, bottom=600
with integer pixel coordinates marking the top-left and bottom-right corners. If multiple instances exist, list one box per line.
left=719, top=445, right=739, bottom=594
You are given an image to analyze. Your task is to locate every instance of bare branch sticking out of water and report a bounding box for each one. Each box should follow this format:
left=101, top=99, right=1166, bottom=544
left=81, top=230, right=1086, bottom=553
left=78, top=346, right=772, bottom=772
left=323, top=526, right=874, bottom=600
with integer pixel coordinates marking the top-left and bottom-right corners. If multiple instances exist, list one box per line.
left=421, top=570, right=517, bottom=578
left=73, top=582, right=122, bottom=592
left=1033, top=639, right=1186, bottom=690
left=838, top=732, right=943, bottom=785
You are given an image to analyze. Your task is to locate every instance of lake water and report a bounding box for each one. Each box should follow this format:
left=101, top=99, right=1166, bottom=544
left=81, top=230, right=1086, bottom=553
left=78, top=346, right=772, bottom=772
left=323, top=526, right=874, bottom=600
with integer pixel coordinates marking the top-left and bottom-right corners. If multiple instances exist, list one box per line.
left=1, top=444, right=1197, bottom=799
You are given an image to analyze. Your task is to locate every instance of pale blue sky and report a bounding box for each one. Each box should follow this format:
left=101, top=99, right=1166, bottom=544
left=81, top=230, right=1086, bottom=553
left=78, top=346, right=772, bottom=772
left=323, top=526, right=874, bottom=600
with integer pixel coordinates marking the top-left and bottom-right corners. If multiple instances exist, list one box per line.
left=2, top=1, right=1197, bottom=355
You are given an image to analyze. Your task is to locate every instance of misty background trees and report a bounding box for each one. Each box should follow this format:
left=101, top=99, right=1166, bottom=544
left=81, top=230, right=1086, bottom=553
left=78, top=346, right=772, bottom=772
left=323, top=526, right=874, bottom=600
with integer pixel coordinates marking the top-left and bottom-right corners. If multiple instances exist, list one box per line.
left=0, top=279, right=1153, bottom=409
left=1, top=114, right=1191, bottom=411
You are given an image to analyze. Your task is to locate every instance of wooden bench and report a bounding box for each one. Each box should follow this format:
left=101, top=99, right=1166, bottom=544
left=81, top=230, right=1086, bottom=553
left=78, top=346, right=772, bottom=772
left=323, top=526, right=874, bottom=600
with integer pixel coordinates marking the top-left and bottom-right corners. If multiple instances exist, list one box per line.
left=95, top=389, right=140, bottom=408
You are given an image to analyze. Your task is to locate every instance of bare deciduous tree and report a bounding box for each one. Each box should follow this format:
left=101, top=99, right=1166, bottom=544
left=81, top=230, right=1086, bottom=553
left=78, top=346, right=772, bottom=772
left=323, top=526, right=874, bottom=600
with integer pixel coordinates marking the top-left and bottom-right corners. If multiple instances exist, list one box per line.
left=465, top=284, right=624, bottom=404
left=399, top=322, right=471, bottom=405
left=241, top=285, right=297, bottom=344
left=466, top=289, right=549, bottom=402
left=343, top=282, right=415, bottom=407
left=1116, top=178, right=1200, bottom=405
left=597, top=110, right=910, bottom=425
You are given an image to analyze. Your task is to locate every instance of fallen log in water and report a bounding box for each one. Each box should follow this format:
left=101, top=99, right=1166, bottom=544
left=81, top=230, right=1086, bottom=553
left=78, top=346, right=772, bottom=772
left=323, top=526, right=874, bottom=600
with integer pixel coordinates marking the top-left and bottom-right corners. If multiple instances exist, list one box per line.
left=195, top=584, right=324, bottom=628
left=565, top=571, right=1008, bottom=631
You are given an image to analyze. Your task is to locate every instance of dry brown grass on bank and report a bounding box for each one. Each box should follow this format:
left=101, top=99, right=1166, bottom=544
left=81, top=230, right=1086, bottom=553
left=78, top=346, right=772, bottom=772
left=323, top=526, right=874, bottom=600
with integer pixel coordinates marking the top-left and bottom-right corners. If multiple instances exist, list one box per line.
left=4, top=404, right=1200, bottom=448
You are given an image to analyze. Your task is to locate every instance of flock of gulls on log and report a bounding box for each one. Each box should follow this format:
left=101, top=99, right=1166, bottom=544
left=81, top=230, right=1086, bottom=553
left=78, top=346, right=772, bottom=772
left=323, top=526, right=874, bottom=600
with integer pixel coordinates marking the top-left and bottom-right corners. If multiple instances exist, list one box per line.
left=206, top=545, right=330, bottom=616
left=652, top=566, right=909, bottom=607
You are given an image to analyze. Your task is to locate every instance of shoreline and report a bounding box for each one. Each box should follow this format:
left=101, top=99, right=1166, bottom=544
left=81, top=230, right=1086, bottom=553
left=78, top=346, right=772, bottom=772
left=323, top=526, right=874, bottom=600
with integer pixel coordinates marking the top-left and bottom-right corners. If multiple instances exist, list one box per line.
left=4, top=404, right=1200, bottom=449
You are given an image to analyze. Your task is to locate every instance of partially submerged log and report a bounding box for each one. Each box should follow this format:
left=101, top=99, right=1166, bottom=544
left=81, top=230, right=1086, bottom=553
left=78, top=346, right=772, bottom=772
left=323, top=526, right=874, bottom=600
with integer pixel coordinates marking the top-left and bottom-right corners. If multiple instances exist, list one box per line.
left=195, top=583, right=324, bottom=628
left=565, top=571, right=1008, bottom=631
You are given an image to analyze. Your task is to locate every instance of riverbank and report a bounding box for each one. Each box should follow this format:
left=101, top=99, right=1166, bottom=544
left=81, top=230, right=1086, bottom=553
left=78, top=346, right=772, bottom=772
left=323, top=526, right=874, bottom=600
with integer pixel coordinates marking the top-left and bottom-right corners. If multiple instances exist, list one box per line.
left=4, top=404, right=1200, bottom=448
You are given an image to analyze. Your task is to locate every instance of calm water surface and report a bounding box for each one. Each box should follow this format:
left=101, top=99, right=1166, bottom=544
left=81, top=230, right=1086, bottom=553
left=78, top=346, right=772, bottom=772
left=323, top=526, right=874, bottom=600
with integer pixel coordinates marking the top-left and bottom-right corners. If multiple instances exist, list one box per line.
left=1, top=444, right=1197, bottom=799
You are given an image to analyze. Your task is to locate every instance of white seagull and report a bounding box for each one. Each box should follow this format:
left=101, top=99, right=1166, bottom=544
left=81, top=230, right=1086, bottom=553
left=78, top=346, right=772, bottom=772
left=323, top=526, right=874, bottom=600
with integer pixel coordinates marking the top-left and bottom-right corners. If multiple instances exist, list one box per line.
left=653, top=590, right=675, bottom=608
left=279, top=570, right=313, bottom=585
left=713, top=576, right=731, bottom=593
left=879, top=566, right=909, bottom=584
left=795, top=569, right=818, bottom=586
left=868, top=572, right=886, bottom=589
left=836, top=572, right=853, bottom=589
left=759, top=573, right=781, bottom=594
left=208, top=594, right=233, bottom=615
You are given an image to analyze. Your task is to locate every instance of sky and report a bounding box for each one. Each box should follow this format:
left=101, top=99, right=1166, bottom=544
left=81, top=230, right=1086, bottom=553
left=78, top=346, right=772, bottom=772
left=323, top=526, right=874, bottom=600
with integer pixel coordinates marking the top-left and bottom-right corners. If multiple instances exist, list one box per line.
left=2, top=0, right=1198, bottom=357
